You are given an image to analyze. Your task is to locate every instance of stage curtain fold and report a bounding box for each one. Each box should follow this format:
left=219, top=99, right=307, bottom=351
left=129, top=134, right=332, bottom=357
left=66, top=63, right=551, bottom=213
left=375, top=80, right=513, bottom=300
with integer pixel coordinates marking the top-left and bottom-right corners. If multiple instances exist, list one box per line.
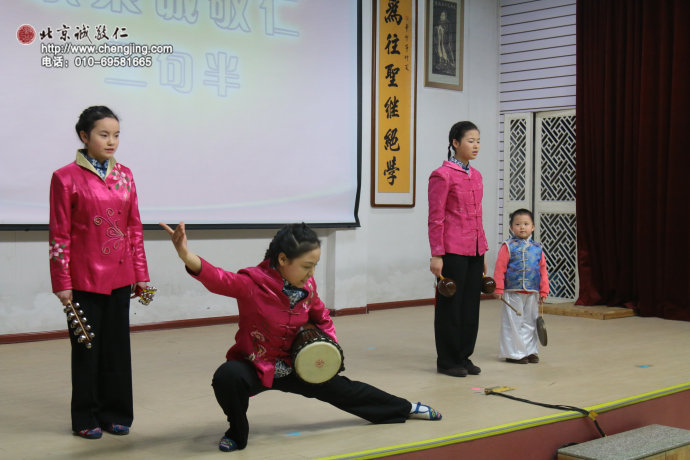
left=575, top=0, right=690, bottom=320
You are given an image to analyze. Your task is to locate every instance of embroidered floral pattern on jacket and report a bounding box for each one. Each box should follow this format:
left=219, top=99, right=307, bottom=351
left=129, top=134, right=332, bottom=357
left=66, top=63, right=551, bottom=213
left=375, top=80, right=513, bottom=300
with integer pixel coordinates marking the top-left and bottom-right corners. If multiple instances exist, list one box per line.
left=110, top=164, right=131, bottom=200
left=301, top=282, right=314, bottom=310
left=247, top=329, right=267, bottom=361
left=49, top=240, right=69, bottom=272
left=247, top=344, right=266, bottom=362
left=93, top=208, right=125, bottom=254
left=250, top=330, right=266, bottom=342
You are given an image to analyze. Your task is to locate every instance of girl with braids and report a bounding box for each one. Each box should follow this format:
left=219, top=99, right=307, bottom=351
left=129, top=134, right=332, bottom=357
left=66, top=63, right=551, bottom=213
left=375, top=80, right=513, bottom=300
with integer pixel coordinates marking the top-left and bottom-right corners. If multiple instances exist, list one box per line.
left=160, top=222, right=442, bottom=452
left=428, top=121, right=488, bottom=378
left=49, top=106, right=150, bottom=439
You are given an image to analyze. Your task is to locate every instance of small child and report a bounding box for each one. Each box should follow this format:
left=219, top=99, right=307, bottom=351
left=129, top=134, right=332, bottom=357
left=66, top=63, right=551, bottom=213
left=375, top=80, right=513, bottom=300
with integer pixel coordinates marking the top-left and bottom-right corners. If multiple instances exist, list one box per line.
left=492, top=209, right=549, bottom=364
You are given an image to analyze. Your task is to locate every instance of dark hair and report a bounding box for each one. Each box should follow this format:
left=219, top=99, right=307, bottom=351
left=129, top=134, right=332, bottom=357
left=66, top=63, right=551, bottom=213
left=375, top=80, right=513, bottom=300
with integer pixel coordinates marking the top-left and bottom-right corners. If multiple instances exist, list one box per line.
left=264, top=223, right=321, bottom=266
left=509, top=208, right=534, bottom=225
left=75, top=106, right=119, bottom=141
left=447, top=121, right=479, bottom=159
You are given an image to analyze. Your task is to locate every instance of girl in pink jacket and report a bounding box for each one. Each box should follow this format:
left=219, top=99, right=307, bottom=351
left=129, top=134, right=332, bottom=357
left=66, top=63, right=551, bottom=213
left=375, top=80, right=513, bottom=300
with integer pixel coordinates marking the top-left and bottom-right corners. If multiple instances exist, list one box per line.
left=161, top=222, right=442, bottom=452
left=428, top=121, right=488, bottom=378
left=49, top=106, right=150, bottom=439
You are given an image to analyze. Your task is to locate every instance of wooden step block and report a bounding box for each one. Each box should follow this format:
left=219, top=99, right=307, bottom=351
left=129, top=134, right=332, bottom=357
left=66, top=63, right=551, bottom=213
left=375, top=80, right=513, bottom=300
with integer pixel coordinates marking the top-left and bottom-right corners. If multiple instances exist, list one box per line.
left=557, top=424, right=690, bottom=460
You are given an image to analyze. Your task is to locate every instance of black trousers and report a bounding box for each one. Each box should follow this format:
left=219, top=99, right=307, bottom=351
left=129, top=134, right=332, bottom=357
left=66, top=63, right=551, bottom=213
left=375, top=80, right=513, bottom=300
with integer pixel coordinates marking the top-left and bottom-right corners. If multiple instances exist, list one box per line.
left=434, top=252, right=484, bottom=370
left=212, top=360, right=412, bottom=449
left=69, top=286, right=133, bottom=431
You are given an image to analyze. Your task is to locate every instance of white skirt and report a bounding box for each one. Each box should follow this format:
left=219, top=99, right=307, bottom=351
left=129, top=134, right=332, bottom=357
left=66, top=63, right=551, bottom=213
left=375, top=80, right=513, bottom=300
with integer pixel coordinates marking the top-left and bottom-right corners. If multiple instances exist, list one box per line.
left=498, top=291, right=540, bottom=359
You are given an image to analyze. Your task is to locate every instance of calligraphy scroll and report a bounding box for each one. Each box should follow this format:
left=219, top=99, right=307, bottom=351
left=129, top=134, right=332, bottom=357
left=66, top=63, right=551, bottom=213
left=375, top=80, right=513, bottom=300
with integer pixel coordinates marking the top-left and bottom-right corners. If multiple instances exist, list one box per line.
left=372, top=0, right=417, bottom=207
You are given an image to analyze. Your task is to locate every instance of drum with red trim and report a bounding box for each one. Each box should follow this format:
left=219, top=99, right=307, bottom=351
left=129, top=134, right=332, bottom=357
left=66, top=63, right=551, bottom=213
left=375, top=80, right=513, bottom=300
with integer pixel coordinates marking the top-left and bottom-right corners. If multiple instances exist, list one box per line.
left=291, top=326, right=344, bottom=384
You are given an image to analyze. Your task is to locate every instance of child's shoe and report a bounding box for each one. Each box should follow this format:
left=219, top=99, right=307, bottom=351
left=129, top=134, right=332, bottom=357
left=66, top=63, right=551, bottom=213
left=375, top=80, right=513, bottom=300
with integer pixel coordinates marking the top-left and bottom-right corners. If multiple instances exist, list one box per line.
left=527, top=354, right=540, bottom=363
left=506, top=357, right=529, bottom=364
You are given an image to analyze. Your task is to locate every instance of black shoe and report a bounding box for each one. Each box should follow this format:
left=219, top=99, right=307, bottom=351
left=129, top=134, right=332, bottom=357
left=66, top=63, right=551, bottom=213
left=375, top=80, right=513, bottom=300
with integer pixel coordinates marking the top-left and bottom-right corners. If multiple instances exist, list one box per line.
left=437, top=366, right=468, bottom=377
left=465, top=360, right=481, bottom=375
left=506, top=357, right=529, bottom=364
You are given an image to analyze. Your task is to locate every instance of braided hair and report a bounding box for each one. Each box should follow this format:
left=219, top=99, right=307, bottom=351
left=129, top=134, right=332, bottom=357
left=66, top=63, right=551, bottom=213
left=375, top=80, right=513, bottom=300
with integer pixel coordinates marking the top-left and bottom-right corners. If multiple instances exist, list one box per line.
left=264, top=223, right=321, bottom=266
left=447, top=121, right=479, bottom=159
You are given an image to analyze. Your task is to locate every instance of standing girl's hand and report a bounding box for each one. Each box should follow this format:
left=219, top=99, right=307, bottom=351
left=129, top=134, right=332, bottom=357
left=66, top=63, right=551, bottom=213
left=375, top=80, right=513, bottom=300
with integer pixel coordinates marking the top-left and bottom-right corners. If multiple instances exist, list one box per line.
left=430, top=256, right=443, bottom=278
left=55, top=289, right=73, bottom=306
left=159, top=222, right=202, bottom=274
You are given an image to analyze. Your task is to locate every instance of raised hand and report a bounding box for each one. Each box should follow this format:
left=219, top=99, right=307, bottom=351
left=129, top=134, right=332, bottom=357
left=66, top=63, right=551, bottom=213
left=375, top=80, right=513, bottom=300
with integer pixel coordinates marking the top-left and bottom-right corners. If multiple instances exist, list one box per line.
left=159, top=221, right=188, bottom=256
left=159, top=221, right=201, bottom=274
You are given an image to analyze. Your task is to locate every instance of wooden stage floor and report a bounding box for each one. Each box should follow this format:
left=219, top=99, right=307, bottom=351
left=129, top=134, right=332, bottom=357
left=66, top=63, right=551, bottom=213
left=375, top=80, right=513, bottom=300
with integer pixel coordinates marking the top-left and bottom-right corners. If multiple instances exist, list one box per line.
left=1, top=300, right=689, bottom=459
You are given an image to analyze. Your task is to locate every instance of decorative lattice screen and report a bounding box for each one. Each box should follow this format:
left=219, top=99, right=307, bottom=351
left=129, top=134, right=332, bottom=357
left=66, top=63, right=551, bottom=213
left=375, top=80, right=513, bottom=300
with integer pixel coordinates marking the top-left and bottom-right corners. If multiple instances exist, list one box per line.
left=503, top=110, right=577, bottom=301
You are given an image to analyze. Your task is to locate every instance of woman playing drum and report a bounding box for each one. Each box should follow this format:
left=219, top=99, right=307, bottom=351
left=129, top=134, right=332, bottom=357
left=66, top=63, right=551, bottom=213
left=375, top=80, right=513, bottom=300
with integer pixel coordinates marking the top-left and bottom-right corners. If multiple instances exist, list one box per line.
left=160, top=222, right=442, bottom=452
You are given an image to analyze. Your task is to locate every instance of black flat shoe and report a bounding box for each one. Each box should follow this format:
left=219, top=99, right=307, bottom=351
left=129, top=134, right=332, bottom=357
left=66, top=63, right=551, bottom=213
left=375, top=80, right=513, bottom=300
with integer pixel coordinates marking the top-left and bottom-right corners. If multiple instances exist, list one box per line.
left=465, top=360, right=481, bottom=375
left=437, top=366, right=468, bottom=377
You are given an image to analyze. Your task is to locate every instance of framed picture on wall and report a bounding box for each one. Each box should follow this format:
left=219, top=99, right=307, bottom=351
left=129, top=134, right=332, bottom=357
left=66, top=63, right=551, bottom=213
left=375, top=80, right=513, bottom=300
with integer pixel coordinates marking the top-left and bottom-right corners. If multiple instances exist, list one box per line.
left=424, top=0, right=464, bottom=91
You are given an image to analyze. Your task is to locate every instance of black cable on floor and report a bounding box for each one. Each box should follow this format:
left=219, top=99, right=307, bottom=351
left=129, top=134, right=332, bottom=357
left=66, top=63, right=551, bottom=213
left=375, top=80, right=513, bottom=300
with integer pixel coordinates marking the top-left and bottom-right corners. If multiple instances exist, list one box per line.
left=484, top=389, right=607, bottom=438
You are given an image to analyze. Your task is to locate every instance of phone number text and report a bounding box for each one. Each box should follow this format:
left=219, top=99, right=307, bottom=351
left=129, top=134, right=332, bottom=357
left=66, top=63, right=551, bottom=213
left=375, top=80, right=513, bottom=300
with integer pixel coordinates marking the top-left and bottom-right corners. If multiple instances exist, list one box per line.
left=73, top=55, right=153, bottom=68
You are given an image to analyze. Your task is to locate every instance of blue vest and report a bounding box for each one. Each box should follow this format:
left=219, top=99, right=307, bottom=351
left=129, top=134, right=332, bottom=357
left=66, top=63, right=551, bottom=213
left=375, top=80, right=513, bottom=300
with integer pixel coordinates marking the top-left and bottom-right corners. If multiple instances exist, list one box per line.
left=504, top=237, right=542, bottom=292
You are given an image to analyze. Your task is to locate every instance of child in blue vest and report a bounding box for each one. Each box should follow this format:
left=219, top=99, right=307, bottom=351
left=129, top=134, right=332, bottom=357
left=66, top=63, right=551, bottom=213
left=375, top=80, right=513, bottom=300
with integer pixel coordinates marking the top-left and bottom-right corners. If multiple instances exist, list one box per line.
left=492, top=209, right=549, bottom=364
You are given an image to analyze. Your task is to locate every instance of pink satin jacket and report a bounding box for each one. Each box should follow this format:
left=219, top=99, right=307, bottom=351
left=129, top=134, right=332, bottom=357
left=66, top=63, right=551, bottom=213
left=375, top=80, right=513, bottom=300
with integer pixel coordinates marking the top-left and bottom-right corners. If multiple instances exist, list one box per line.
left=190, top=257, right=336, bottom=388
left=428, top=160, right=489, bottom=257
left=49, top=152, right=149, bottom=295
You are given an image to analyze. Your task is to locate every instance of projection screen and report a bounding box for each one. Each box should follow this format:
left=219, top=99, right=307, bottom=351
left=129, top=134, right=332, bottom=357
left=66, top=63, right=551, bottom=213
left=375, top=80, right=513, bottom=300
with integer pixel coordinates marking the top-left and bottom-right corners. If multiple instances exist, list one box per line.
left=1, top=0, right=361, bottom=228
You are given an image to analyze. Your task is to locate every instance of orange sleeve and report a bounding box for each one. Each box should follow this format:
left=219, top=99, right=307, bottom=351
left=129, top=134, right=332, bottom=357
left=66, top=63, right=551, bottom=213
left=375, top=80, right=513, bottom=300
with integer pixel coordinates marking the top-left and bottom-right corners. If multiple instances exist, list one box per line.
left=492, top=244, right=510, bottom=294
left=539, top=252, right=549, bottom=298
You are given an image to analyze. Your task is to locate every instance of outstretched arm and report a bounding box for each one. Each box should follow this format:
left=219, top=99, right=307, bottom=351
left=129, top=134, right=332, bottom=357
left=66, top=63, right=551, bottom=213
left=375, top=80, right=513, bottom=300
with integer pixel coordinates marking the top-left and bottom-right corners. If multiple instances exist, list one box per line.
left=159, top=222, right=202, bottom=274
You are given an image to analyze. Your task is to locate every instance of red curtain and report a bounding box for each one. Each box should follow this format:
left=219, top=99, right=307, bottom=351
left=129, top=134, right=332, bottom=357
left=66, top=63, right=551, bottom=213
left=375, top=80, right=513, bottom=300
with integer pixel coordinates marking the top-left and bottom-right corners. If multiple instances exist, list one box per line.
left=576, top=0, right=690, bottom=320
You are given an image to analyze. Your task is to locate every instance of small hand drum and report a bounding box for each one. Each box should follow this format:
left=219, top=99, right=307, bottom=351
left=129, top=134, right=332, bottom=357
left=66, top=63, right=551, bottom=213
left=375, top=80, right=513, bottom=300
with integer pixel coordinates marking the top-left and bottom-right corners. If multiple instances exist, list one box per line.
left=481, top=275, right=496, bottom=294
left=291, top=326, right=344, bottom=384
left=437, top=275, right=456, bottom=297
left=536, top=316, right=548, bottom=346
